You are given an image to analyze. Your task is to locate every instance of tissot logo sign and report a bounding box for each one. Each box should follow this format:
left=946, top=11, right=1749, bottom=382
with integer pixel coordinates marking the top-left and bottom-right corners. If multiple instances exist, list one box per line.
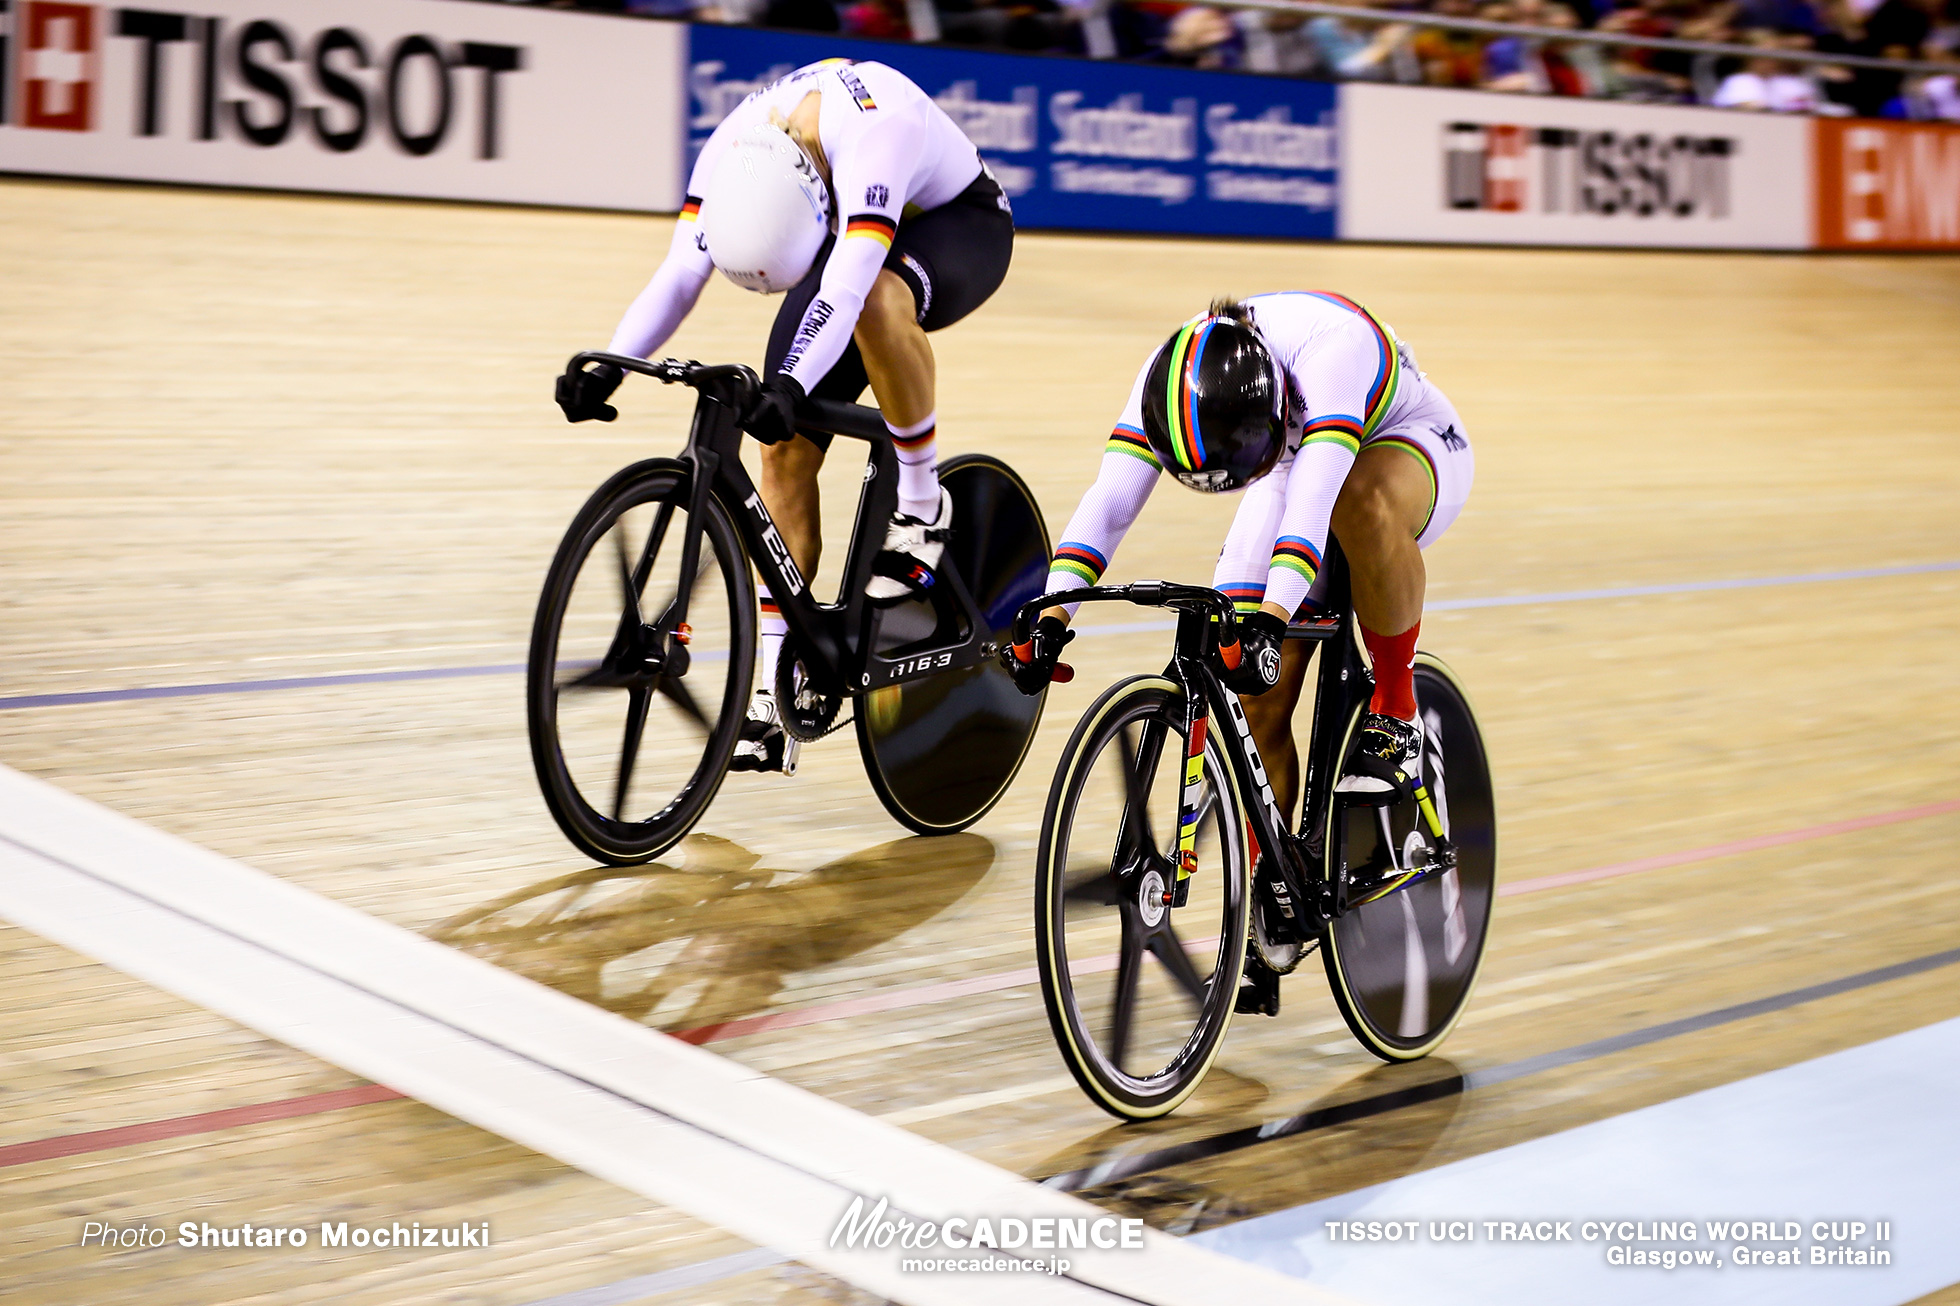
left=2, top=1, right=520, bottom=156
left=1443, top=122, right=1734, bottom=220
left=1341, top=83, right=1808, bottom=249
left=0, top=0, right=682, bottom=210
left=10, top=0, right=100, bottom=131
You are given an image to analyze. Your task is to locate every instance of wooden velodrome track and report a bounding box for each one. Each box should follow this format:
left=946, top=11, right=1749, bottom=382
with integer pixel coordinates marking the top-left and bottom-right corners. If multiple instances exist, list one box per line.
left=3, top=174, right=1959, bottom=1305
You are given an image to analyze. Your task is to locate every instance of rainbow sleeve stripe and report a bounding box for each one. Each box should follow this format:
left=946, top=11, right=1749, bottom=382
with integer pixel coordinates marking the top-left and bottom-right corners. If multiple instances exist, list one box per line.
left=1367, top=435, right=1439, bottom=536
left=1219, top=582, right=1267, bottom=615
left=845, top=212, right=897, bottom=249
left=1050, top=541, right=1108, bottom=586
left=1105, top=423, right=1159, bottom=468
left=1270, top=535, right=1322, bottom=583
left=1302, top=414, right=1363, bottom=456
left=679, top=194, right=702, bottom=223
left=1305, top=291, right=1402, bottom=436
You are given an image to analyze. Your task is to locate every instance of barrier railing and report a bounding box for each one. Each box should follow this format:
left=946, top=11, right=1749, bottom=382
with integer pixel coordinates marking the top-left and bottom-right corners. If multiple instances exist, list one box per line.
left=883, top=0, right=1952, bottom=91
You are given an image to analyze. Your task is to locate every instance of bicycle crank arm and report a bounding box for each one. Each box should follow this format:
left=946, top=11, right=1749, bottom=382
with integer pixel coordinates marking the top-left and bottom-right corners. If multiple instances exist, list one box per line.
left=1345, top=838, right=1458, bottom=911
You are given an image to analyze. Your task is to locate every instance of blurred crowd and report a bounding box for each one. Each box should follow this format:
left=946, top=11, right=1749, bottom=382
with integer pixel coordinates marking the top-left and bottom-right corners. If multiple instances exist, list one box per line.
left=511, top=0, right=1960, bottom=116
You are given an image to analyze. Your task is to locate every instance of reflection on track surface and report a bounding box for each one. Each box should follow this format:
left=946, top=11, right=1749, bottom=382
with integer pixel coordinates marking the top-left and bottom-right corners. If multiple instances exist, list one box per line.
left=3, top=178, right=1959, bottom=1306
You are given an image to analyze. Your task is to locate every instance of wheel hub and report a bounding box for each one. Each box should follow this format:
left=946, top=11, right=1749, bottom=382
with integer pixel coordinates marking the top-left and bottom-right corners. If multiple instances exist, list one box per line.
left=1137, top=867, right=1168, bottom=928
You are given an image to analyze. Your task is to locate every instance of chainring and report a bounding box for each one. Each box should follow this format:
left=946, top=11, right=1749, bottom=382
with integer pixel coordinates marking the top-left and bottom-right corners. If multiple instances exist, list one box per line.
left=775, top=652, right=842, bottom=742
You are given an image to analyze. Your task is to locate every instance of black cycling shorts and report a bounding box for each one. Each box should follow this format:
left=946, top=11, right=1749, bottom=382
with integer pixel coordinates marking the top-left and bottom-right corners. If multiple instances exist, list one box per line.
left=764, top=169, right=1014, bottom=449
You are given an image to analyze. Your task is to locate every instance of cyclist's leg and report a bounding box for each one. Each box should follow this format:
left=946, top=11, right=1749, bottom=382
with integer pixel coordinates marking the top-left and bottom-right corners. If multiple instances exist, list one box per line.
left=760, top=233, right=872, bottom=581
left=862, top=175, right=1014, bottom=528
left=1241, top=638, right=1314, bottom=824
left=1332, top=391, right=1474, bottom=791
left=743, top=244, right=871, bottom=771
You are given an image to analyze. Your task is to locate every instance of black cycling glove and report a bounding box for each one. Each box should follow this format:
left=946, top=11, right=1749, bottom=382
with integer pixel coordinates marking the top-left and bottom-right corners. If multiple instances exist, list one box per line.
left=1002, top=615, right=1076, bottom=695
left=1217, top=610, right=1287, bottom=696
left=743, top=374, right=805, bottom=446
left=556, top=363, right=623, bottom=424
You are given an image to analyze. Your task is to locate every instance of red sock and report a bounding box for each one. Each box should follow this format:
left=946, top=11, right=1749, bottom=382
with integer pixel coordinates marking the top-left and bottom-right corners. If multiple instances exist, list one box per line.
left=1361, top=621, right=1420, bottom=721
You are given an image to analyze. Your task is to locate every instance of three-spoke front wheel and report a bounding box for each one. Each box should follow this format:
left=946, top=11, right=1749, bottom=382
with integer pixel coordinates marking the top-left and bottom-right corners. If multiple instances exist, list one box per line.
left=1035, top=677, right=1250, bottom=1120
left=527, top=459, right=755, bottom=865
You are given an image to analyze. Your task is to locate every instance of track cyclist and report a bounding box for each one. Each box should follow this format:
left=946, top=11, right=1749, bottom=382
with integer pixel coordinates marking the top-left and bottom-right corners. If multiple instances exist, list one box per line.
left=1007, top=291, right=1474, bottom=824
left=557, top=58, right=1015, bottom=775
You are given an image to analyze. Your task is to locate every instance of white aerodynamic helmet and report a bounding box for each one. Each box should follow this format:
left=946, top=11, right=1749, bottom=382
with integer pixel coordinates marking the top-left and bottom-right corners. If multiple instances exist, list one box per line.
left=697, top=122, right=833, bottom=295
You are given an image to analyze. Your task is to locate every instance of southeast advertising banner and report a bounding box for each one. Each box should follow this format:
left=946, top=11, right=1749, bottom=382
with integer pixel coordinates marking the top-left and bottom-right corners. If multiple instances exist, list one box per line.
left=686, top=25, right=1338, bottom=240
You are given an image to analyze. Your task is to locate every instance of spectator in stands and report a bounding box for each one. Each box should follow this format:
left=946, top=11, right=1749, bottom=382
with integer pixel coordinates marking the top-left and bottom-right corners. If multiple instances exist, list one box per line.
left=841, top=0, right=910, bottom=37
left=1304, top=0, right=1419, bottom=79
left=1414, top=0, right=1493, bottom=85
left=1711, top=27, right=1825, bottom=104
left=1885, top=45, right=1960, bottom=112
left=1481, top=0, right=1606, bottom=91
left=760, top=0, right=842, bottom=29
left=1844, top=0, right=1935, bottom=107
left=1162, top=3, right=1244, bottom=65
left=1237, top=9, right=1325, bottom=74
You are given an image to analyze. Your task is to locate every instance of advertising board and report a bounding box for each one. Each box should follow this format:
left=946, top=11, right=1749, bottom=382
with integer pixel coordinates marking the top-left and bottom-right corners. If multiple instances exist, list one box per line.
left=1814, top=118, right=1960, bottom=249
left=0, top=0, right=683, bottom=209
left=1340, top=82, right=1810, bottom=249
left=687, top=25, right=1338, bottom=240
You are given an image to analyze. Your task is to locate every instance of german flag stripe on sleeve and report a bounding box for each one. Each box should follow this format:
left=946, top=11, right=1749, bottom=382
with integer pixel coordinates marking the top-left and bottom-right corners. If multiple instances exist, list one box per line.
left=1270, top=535, right=1322, bottom=581
left=845, top=213, right=898, bottom=247
left=1050, top=541, right=1108, bottom=585
left=679, top=195, right=702, bottom=222
left=1302, top=415, right=1363, bottom=455
left=1105, top=424, right=1159, bottom=467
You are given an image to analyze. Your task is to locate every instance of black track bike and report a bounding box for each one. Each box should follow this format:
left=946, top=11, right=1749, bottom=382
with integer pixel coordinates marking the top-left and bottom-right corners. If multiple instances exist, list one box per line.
left=528, top=354, right=1051, bottom=865
left=1020, top=544, right=1495, bottom=1119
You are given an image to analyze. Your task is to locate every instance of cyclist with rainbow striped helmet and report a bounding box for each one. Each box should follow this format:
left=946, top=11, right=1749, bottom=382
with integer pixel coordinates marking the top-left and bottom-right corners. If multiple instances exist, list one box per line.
left=1007, top=292, right=1475, bottom=808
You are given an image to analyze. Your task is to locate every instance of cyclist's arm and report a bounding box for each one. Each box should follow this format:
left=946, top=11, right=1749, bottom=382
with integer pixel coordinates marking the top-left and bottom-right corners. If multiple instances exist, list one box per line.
left=1041, top=363, right=1159, bottom=621
left=775, top=113, right=923, bottom=391
left=1210, top=448, right=1292, bottom=616
left=606, top=208, right=715, bottom=358
left=606, top=129, right=727, bottom=358
left=1258, top=328, right=1380, bottom=619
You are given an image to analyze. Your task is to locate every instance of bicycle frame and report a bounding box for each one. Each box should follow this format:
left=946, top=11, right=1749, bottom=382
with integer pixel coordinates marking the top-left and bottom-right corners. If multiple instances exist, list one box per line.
left=1012, top=545, right=1450, bottom=943
left=567, top=352, right=998, bottom=701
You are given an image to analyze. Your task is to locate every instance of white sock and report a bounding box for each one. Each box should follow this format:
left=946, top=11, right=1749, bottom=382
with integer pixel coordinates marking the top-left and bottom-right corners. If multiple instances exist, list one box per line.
left=758, top=598, right=787, bottom=699
left=888, top=412, right=939, bottom=522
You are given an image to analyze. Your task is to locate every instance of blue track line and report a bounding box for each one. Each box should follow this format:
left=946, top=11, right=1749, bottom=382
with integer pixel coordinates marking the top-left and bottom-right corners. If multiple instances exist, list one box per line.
left=3, top=560, right=1953, bottom=713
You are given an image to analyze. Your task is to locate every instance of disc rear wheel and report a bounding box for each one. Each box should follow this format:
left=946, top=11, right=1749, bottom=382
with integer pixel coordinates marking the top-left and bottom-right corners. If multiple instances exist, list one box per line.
left=1321, top=654, right=1495, bottom=1059
left=856, top=453, right=1050, bottom=834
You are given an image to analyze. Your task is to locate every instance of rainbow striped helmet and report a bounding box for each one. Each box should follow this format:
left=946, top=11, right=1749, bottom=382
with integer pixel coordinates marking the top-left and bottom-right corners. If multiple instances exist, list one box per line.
left=1140, top=307, right=1284, bottom=493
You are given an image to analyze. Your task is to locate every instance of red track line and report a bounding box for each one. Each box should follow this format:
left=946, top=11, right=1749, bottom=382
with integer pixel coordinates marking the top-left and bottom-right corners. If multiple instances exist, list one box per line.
left=0, top=1083, right=403, bottom=1169
left=8, top=797, right=1958, bottom=1171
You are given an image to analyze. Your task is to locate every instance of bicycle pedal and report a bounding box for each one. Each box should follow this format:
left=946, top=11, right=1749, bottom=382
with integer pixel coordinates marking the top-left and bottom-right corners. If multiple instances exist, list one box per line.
left=1235, top=959, right=1282, bottom=1017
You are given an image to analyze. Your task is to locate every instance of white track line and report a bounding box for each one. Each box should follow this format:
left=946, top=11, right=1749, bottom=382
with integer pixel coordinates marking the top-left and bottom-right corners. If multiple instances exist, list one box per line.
left=0, top=765, right=1355, bottom=1306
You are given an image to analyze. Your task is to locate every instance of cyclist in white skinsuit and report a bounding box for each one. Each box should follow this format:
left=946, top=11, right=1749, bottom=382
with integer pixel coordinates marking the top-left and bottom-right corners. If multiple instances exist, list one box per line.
left=1010, top=292, right=1474, bottom=815
left=560, top=59, right=1015, bottom=774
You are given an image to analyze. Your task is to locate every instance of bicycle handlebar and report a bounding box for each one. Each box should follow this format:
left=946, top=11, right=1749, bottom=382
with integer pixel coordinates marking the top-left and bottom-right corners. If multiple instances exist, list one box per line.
left=563, top=352, right=891, bottom=445
left=1010, top=582, right=1239, bottom=649
left=568, top=350, right=759, bottom=394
